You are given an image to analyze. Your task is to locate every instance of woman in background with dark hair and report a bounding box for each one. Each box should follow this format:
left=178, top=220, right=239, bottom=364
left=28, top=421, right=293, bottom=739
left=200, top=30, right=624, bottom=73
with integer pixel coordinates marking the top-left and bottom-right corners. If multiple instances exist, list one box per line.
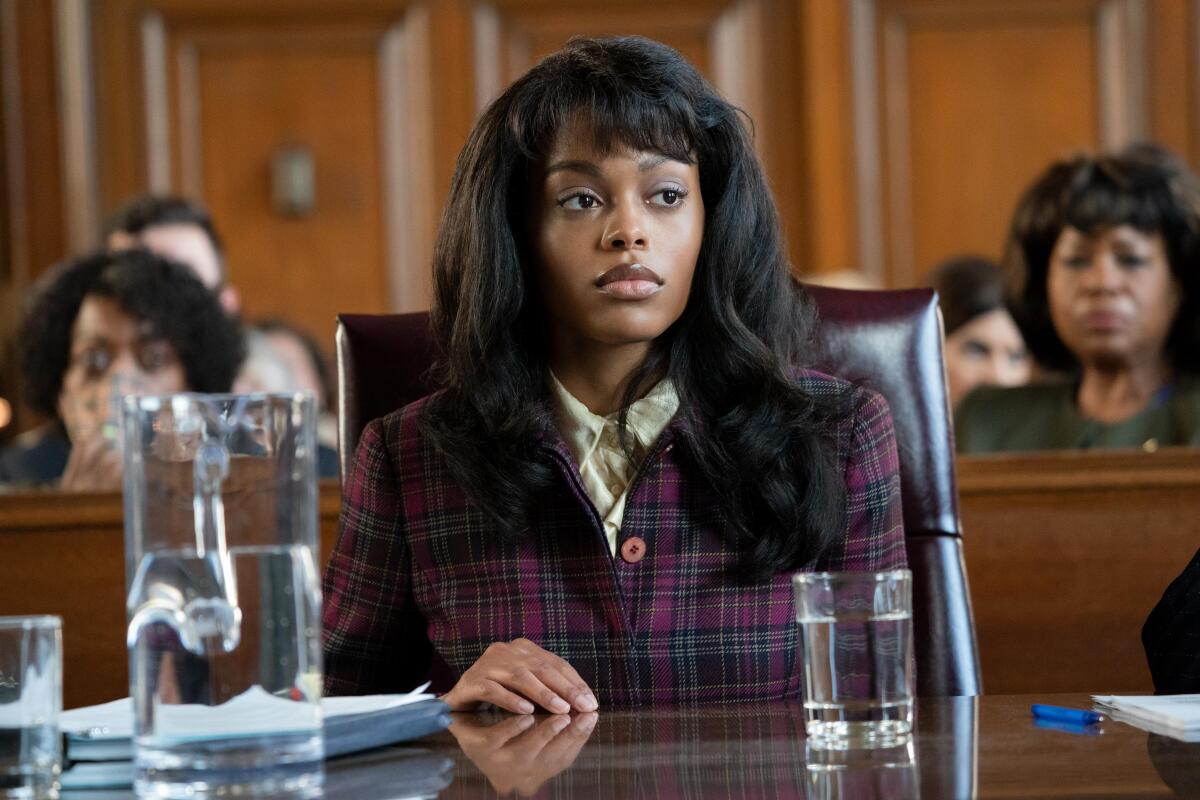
left=0, top=249, right=244, bottom=490
left=323, top=36, right=905, bottom=712
left=927, top=255, right=1030, bottom=408
left=956, top=143, right=1200, bottom=452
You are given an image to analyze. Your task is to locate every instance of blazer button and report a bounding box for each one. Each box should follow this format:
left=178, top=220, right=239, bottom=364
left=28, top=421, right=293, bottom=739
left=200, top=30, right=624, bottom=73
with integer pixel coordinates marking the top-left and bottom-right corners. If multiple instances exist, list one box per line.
left=621, top=536, right=646, bottom=564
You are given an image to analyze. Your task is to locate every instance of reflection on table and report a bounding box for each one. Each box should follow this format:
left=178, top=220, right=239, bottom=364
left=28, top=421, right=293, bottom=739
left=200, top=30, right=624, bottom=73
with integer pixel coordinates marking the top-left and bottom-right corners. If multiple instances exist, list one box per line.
left=60, top=694, right=1200, bottom=798
left=437, top=694, right=1199, bottom=799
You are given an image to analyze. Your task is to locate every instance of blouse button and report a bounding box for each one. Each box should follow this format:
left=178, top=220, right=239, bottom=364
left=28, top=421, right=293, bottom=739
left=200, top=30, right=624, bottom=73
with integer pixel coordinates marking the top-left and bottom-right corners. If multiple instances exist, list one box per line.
left=620, top=536, right=647, bottom=564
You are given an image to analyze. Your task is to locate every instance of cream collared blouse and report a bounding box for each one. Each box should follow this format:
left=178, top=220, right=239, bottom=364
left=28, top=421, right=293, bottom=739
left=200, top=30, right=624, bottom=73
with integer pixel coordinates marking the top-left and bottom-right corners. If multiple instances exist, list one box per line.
left=548, top=373, right=680, bottom=556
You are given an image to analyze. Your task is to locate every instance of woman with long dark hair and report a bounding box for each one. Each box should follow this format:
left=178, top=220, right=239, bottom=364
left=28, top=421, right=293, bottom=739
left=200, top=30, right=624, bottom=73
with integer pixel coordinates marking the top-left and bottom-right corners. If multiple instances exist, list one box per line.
left=322, top=36, right=905, bottom=711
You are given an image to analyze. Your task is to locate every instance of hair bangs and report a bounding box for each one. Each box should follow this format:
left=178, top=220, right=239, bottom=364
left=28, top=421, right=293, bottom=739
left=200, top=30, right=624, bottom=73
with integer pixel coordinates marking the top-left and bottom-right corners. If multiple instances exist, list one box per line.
left=506, top=43, right=703, bottom=167
left=1062, top=162, right=1170, bottom=236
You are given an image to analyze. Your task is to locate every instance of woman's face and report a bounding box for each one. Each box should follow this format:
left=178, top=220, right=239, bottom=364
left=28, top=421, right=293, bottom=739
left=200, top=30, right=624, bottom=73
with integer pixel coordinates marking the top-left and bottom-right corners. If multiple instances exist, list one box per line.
left=528, top=120, right=704, bottom=359
left=1047, top=225, right=1181, bottom=370
left=945, top=308, right=1030, bottom=407
left=58, top=296, right=187, bottom=442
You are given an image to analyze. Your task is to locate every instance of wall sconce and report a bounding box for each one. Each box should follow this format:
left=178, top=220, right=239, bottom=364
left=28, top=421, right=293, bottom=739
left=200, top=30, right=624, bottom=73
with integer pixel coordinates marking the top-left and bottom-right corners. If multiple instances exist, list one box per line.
left=272, top=146, right=316, bottom=217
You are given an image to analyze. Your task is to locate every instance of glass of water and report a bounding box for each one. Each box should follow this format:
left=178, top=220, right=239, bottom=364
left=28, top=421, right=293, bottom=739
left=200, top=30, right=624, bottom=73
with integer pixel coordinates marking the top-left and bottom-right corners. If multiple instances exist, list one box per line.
left=793, top=569, right=914, bottom=747
left=0, top=616, right=62, bottom=800
left=122, top=392, right=323, bottom=798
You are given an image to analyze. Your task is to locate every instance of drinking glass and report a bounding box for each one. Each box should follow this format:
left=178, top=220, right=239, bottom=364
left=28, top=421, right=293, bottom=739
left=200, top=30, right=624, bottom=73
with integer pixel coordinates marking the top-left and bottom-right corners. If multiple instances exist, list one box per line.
left=793, top=569, right=914, bottom=746
left=122, top=392, right=323, bottom=798
left=0, top=616, right=62, bottom=800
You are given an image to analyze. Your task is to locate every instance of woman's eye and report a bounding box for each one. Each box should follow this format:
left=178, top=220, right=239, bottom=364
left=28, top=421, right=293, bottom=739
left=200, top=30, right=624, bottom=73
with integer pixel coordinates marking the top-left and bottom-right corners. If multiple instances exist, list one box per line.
left=139, top=343, right=176, bottom=372
left=962, top=340, right=990, bottom=359
left=1117, top=254, right=1149, bottom=268
left=650, top=187, right=686, bottom=207
left=559, top=192, right=601, bottom=210
left=80, top=349, right=111, bottom=377
left=1061, top=255, right=1091, bottom=268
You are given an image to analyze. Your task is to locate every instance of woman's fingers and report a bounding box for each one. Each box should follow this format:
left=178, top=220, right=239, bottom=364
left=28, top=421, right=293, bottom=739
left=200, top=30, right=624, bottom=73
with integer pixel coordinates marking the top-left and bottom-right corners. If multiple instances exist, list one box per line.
left=529, top=661, right=597, bottom=712
left=506, top=667, right=575, bottom=714
left=472, top=678, right=536, bottom=714
left=60, top=433, right=123, bottom=492
left=509, top=639, right=597, bottom=712
left=443, top=638, right=598, bottom=714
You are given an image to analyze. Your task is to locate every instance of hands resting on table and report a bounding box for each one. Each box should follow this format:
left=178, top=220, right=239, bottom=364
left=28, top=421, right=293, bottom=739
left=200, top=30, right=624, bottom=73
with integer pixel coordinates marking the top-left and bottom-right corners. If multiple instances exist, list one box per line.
left=441, top=638, right=599, bottom=715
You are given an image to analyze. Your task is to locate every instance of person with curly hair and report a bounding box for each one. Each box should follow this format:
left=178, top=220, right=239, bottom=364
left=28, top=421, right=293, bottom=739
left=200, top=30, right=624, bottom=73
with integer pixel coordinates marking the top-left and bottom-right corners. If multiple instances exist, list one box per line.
left=0, top=249, right=244, bottom=490
left=322, top=36, right=906, bottom=711
left=956, top=143, right=1200, bottom=452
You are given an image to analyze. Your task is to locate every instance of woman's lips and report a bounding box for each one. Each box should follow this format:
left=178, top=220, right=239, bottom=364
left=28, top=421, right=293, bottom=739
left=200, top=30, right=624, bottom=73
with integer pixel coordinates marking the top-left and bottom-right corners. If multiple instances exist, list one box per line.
left=1081, top=309, right=1128, bottom=332
left=595, top=263, right=663, bottom=299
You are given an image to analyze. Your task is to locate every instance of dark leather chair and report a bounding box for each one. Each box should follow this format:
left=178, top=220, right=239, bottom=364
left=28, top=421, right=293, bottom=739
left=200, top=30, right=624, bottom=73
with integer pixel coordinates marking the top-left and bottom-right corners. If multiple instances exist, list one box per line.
left=804, top=285, right=981, bottom=697
left=335, top=286, right=982, bottom=697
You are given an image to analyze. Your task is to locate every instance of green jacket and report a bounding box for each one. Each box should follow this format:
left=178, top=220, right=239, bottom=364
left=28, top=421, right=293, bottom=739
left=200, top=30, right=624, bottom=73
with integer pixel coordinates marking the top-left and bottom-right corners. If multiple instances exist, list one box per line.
left=954, top=378, right=1200, bottom=454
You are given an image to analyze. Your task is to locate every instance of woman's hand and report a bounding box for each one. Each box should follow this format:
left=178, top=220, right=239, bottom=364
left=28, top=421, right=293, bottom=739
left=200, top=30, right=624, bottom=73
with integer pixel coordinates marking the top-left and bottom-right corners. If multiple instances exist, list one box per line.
left=59, top=430, right=123, bottom=492
left=449, top=711, right=598, bottom=795
left=442, top=637, right=598, bottom=714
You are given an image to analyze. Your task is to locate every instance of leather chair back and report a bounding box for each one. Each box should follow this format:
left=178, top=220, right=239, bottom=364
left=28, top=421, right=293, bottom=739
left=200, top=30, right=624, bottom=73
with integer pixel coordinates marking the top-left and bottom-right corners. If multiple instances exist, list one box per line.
left=336, top=312, right=436, bottom=481
left=336, top=287, right=982, bottom=696
left=804, top=285, right=981, bottom=696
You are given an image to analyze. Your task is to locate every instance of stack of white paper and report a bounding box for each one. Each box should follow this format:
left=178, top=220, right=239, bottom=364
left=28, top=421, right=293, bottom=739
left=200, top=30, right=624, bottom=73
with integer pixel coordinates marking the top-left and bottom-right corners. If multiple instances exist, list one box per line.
left=60, top=683, right=434, bottom=744
left=57, top=683, right=441, bottom=790
left=1092, top=694, right=1200, bottom=742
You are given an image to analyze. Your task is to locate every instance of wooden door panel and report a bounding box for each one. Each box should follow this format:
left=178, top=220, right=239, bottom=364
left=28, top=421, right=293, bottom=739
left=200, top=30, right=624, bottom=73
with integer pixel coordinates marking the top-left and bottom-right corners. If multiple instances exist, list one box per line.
left=185, top=40, right=389, bottom=344
left=903, top=15, right=1098, bottom=281
left=859, top=0, right=1149, bottom=287
left=94, top=1, right=439, bottom=354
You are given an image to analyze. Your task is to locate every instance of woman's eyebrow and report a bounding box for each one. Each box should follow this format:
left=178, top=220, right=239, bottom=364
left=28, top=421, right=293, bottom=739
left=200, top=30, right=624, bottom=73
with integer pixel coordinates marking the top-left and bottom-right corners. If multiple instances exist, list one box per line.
left=637, top=153, right=673, bottom=171
left=545, top=159, right=602, bottom=178
left=545, top=153, right=683, bottom=178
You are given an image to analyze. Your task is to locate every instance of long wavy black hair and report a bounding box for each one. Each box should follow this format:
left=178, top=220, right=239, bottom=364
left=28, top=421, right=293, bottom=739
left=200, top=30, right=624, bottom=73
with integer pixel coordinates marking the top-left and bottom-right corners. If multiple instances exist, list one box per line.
left=421, top=36, right=851, bottom=579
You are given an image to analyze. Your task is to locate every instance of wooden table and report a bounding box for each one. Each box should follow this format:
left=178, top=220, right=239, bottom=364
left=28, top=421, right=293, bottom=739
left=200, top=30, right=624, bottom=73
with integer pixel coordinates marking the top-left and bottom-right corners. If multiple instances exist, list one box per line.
left=312, top=693, right=1197, bottom=798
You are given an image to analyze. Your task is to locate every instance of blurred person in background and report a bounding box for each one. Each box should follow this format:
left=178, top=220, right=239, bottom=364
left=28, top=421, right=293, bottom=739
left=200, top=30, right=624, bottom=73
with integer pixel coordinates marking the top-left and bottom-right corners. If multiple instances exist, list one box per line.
left=956, top=143, right=1200, bottom=453
left=105, top=194, right=241, bottom=315
left=234, top=318, right=339, bottom=478
left=928, top=255, right=1031, bottom=408
left=0, top=250, right=244, bottom=490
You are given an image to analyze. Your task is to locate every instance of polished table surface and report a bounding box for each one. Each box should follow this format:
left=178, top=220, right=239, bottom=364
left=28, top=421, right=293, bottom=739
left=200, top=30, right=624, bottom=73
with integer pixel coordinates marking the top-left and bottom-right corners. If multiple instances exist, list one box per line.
left=312, top=693, right=1200, bottom=799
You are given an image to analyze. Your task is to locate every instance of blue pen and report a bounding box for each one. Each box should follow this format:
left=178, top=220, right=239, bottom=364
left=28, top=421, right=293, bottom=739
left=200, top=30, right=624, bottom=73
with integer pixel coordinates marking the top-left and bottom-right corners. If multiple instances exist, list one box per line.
left=1030, top=704, right=1104, bottom=725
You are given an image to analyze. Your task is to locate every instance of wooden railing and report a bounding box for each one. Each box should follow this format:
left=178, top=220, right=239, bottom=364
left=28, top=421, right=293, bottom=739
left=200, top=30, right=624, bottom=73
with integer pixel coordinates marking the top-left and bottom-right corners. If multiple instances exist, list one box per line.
left=3, top=450, right=1198, bottom=706
left=958, top=448, right=1200, bottom=694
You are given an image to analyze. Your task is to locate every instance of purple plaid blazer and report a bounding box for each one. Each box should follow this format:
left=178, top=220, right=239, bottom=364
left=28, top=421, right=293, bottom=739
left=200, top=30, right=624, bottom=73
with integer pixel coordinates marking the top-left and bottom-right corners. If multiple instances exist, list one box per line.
left=323, top=370, right=906, bottom=704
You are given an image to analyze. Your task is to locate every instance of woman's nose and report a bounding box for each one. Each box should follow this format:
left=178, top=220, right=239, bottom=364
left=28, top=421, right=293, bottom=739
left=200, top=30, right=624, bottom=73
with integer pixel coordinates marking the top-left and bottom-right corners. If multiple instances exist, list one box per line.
left=991, top=353, right=1029, bottom=386
left=602, top=204, right=648, bottom=250
left=1080, top=255, right=1123, bottom=291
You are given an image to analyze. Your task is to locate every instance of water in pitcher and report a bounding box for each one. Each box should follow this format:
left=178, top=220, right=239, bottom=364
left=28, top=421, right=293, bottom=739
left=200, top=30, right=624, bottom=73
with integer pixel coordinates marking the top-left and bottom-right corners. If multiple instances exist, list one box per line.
left=127, top=543, right=322, bottom=797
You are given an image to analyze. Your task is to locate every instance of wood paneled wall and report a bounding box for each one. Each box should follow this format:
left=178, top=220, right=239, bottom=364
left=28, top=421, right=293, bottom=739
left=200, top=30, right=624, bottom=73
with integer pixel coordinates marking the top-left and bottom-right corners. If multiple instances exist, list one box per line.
left=2, top=0, right=1200, bottom=421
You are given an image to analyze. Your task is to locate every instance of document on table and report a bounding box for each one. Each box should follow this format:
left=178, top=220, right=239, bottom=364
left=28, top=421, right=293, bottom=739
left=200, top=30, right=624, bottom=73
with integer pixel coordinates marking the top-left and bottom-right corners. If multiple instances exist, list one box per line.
left=60, top=682, right=436, bottom=759
left=1092, top=693, right=1200, bottom=742
left=58, top=682, right=448, bottom=791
